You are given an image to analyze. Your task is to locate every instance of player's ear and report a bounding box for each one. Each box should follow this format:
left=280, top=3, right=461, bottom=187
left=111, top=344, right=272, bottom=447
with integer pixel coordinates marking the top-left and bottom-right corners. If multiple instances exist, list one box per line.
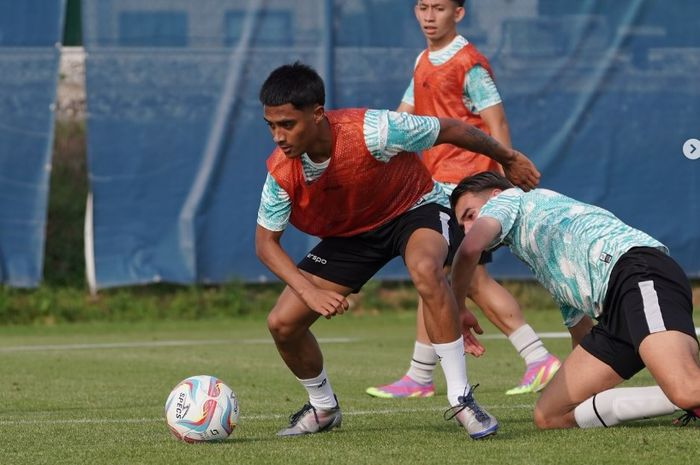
left=454, top=6, right=465, bottom=23
left=312, top=105, right=325, bottom=124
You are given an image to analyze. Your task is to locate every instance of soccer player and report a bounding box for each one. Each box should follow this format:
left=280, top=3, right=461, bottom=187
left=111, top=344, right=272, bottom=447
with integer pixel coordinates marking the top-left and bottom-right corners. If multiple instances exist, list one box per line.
left=256, top=63, right=540, bottom=438
left=449, top=171, right=700, bottom=429
left=366, top=0, right=559, bottom=399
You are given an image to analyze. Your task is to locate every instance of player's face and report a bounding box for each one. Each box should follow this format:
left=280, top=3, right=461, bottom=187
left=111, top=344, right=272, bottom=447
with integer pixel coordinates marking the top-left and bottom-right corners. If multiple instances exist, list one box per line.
left=414, top=0, right=464, bottom=45
left=453, top=191, right=490, bottom=233
left=263, top=103, right=324, bottom=159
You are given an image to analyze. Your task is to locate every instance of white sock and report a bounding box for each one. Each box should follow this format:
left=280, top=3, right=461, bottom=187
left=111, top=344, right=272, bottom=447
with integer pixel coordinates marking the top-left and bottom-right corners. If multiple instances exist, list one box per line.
left=405, top=341, right=438, bottom=385
left=574, top=386, right=679, bottom=428
left=508, top=324, right=550, bottom=365
left=298, top=367, right=337, bottom=410
left=433, top=336, right=469, bottom=406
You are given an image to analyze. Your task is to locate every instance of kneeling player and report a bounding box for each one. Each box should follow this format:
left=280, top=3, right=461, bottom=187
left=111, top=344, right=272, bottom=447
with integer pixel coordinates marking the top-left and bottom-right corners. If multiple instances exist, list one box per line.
left=449, top=172, right=699, bottom=428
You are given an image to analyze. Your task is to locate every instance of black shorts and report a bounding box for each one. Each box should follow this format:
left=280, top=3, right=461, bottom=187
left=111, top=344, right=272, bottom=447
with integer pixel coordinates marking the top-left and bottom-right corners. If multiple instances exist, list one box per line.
left=479, top=250, right=493, bottom=265
left=580, top=247, right=698, bottom=379
left=297, top=203, right=464, bottom=292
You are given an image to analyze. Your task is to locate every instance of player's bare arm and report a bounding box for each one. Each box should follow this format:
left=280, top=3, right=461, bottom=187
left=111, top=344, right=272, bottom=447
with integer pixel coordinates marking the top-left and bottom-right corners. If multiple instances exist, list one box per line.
left=435, top=117, right=540, bottom=190
left=450, top=216, right=502, bottom=355
left=479, top=104, right=511, bottom=149
left=451, top=216, right=502, bottom=307
left=255, top=225, right=348, bottom=318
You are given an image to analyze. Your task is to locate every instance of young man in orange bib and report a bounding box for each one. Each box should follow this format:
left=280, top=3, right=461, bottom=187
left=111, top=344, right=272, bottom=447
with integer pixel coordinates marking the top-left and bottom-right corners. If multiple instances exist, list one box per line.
left=367, top=0, right=560, bottom=399
left=256, top=62, right=539, bottom=439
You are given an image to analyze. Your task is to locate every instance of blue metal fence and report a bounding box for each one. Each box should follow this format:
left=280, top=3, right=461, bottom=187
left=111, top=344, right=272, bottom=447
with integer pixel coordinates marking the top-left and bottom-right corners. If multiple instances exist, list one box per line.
left=0, top=0, right=65, bottom=287
left=0, top=0, right=698, bottom=288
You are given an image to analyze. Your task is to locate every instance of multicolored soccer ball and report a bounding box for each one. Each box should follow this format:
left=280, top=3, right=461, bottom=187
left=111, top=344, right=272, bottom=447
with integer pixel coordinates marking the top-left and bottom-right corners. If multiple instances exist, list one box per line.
left=165, top=375, right=239, bottom=443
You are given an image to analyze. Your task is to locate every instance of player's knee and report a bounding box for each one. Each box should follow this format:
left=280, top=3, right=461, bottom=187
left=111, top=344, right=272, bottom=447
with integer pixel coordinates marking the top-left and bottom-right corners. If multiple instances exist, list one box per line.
left=408, top=258, right=443, bottom=291
left=663, top=385, right=700, bottom=411
left=533, top=405, right=552, bottom=430
left=266, top=310, right=292, bottom=342
left=533, top=401, right=564, bottom=430
left=266, top=311, right=281, bottom=335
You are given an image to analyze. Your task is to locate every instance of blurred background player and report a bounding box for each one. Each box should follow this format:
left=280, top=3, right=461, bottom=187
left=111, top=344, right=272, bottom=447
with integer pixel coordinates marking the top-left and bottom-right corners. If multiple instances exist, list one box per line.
left=450, top=172, right=700, bottom=429
left=256, top=63, right=539, bottom=439
left=366, top=0, right=559, bottom=399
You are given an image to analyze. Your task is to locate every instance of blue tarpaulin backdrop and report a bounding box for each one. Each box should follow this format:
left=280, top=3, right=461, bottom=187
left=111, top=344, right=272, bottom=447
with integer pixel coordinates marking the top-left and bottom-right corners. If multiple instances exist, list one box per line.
left=0, top=0, right=65, bottom=287
left=1, top=0, right=698, bottom=289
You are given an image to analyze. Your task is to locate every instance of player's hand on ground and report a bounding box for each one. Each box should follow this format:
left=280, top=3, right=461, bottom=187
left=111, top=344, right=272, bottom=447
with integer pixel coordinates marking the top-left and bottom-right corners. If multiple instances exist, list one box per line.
left=503, top=150, right=540, bottom=191
left=459, top=307, right=485, bottom=357
left=301, top=287, right=349, bottom=319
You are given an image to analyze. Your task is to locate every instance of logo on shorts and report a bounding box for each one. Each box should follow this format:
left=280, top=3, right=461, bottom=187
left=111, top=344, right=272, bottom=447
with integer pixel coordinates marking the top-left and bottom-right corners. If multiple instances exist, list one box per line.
left=599, top=252, right=613, bottom=263
left=307, top=253, right=327, bottom=265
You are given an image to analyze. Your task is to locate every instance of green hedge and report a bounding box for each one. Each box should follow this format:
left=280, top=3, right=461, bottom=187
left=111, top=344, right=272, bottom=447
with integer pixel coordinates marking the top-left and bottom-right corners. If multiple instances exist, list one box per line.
left=0, top=282, right=284, bottom=325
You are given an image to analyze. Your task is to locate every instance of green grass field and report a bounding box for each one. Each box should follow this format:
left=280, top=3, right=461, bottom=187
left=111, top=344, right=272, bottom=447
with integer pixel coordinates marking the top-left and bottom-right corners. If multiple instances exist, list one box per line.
left=1, top=310, right=697, bottom=465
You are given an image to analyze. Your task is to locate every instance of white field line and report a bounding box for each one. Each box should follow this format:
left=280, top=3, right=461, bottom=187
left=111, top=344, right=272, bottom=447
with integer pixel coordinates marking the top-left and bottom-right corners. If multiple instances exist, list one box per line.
left=0, top=337, right=356, bottom=353
left=0, top=404, right=533, bottom=426
left=1, top=335, right=517, bottom=353
left=2, top=327, right=698, bottom=352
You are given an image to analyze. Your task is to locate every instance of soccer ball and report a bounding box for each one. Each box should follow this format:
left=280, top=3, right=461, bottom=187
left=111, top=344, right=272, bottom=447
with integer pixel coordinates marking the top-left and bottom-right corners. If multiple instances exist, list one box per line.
left=165, top=375, right=239, bottom=443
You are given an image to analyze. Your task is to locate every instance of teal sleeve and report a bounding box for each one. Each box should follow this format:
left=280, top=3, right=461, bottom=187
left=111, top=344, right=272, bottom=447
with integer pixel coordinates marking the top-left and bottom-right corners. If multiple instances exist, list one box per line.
left=256, top=173, right=291, bottom=231
left=364, top=109, right=440, bottom=162
left=477, top=189, right=522, bottom=248
left=464, top=65, right=502, bottom=112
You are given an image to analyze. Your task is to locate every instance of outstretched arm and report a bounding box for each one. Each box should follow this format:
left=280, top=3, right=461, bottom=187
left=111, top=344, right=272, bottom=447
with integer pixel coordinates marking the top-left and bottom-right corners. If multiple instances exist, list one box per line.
left=451, top=217, right=503, bottom=306
left=435, top=117, right=539, bottom=191
left=451, top=217, right=503, bottom=355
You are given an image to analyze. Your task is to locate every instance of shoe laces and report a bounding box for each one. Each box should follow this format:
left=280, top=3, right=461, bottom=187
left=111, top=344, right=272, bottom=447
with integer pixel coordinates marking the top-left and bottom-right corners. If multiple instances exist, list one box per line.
left=287, top=403, right=317, bottom=426
left=443, top=384, right=489, bottom=423
left=673, top=410, right=698, bottom=426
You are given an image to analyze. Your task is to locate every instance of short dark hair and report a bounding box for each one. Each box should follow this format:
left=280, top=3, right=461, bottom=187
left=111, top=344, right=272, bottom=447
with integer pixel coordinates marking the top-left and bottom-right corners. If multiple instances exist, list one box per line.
left=417, top=0, right=465, bottom=6
left=450, top=171, right=514, bottom=209
left=259, top=62, right=325, bottom=109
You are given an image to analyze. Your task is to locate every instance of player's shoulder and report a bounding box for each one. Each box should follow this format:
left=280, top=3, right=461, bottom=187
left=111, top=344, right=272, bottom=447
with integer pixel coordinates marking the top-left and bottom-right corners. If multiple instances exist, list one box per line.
left=463, top=41, right=487, bottom=55
left=480, top=188, right=522, bottom=214
left=528, top=188, right=575, bottom=204
left=458, top=43, right=491, bottom=66
left=479, top=188, right=524, bottom=216
left=266, top=146, right=288, bottom=171
left=441, top=37, right=490, bottom=72
left=326, top=108, right=367, bottom=124
left=496, top=187, right=525, bottom=201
